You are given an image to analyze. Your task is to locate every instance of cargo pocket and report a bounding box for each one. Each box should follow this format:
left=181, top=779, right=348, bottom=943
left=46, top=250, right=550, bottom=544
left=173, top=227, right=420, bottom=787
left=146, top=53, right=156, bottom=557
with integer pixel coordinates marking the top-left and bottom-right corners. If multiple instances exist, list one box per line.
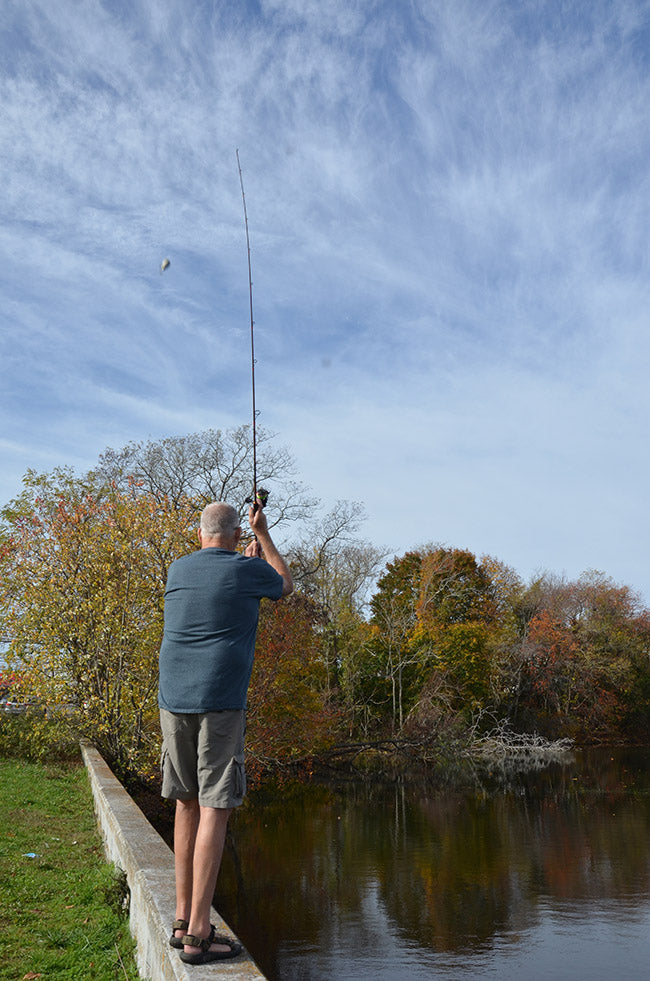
left=225, top=753, right=246, bottom=804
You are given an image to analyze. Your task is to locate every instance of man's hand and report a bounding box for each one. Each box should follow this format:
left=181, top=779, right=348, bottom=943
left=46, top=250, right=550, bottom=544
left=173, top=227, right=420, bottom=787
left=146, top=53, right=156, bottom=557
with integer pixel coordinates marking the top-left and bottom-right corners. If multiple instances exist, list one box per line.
left=249, top=504, right=269, bottom=538
left=247, top=504, right=293, bottom=596
left=244, top=538, right=261, bottom=558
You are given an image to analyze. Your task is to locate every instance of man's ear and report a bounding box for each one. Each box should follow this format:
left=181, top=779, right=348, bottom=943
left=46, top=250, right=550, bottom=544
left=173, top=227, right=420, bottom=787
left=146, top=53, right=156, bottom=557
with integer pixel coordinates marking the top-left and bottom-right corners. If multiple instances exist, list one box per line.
left=197, top=527, right=203, bottom=546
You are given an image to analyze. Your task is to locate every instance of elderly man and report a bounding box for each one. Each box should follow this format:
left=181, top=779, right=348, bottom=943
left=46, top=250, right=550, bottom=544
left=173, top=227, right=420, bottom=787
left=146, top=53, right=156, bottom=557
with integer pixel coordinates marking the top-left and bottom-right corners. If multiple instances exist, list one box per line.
left=159, top=500, right=293, bottom=965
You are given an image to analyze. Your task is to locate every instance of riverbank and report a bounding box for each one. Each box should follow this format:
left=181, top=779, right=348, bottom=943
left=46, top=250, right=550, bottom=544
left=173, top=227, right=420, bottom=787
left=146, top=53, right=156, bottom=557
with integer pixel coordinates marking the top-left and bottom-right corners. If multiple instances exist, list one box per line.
left=0, top=757, right=139, bottom=980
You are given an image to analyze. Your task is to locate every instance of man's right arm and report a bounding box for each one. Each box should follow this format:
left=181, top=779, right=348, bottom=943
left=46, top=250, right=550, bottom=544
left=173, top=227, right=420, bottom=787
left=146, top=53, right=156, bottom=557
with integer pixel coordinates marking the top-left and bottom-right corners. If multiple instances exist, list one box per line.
left=248, top=506, right=294, bottom=596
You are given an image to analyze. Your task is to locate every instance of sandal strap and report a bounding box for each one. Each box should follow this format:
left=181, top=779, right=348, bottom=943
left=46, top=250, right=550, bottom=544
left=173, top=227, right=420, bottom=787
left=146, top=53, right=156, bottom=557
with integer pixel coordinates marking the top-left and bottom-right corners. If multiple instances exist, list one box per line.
left=181, top=925, right=216, bottom=953
left=172, top=919, right=189, bottom=931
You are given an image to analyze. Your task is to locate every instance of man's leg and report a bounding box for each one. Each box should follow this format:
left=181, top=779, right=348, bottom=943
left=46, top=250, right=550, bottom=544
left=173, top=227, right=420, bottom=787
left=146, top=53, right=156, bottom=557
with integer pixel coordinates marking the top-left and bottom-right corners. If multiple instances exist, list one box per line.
left=172, top=798, right=200, bottom=942
left=184, top=805, right=233, bottom=953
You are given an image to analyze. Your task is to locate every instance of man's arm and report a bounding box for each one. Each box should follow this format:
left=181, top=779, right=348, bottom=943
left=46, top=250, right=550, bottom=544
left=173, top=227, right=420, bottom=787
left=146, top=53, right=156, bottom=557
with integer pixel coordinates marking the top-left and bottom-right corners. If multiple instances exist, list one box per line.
left=248, top=506, right=294, bottom=596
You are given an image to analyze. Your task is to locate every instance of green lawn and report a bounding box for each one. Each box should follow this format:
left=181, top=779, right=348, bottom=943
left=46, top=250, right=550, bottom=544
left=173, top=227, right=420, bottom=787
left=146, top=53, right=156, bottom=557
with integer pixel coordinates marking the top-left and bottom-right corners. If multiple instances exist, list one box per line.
left=0, top=756, right=141, bottom=980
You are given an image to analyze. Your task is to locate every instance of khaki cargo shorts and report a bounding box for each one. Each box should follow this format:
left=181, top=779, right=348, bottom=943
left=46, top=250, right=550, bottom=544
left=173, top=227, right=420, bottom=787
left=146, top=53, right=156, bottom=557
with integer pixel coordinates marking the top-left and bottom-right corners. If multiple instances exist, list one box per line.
left=159, top=708, right=246, bottom=809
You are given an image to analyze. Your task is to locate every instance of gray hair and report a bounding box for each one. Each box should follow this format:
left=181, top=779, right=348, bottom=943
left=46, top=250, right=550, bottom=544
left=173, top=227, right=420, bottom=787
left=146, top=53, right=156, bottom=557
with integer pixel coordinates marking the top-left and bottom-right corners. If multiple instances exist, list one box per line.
left=200, top=502, right=240, bottom=539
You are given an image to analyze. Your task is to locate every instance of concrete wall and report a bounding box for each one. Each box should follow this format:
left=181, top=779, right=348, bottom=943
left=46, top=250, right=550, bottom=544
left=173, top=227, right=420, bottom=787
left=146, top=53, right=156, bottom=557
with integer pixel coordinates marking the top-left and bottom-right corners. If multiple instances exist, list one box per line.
left=81, top=741, right=267, bottom=981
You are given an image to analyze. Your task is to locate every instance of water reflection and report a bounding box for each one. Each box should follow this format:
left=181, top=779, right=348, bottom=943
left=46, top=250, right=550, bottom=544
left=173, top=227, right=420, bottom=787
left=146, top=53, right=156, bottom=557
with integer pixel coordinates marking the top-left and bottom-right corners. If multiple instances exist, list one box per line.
left=217, top=749, right=650, bottom=980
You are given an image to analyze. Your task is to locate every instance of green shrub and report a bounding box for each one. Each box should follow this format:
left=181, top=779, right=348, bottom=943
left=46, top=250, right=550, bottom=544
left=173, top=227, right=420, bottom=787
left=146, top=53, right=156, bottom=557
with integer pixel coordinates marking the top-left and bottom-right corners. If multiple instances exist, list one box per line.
left=0, top=710, right=81, bottom=762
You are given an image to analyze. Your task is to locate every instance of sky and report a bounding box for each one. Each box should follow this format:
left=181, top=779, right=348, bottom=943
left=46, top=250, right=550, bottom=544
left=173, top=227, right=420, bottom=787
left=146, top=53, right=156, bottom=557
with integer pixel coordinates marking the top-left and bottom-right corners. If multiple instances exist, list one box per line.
left=2, top=0, right=650, bottom=603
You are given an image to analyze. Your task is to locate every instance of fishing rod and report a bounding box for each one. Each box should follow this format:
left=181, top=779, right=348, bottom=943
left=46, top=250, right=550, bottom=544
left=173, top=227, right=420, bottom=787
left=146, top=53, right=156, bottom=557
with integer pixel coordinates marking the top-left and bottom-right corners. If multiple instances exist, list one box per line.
left=236, top=149, right=269, bottom=514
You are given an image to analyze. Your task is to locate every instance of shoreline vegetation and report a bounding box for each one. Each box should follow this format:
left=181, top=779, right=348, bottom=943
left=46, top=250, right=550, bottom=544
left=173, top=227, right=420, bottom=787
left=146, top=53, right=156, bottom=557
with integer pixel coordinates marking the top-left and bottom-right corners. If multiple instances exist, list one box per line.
left=0, top=708, right=577, bottom=796
left=0, top=753, right=140, bottom=981
left=1, top=429, right=649, bottom=795
left=0, top=710, right=580, bottom=888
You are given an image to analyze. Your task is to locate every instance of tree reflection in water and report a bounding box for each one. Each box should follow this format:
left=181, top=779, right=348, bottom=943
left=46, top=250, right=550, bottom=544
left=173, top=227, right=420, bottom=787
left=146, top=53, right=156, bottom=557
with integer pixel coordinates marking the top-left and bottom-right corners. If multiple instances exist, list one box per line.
left=216, top=748, right=650, bottom=981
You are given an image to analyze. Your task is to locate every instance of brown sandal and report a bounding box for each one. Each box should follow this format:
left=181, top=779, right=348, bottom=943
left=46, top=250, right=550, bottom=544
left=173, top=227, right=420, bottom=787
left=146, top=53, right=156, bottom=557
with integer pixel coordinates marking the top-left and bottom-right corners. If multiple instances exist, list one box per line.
left=169, top=919, right=189, bottom=949
left=179, top=924, right=242, bottom=964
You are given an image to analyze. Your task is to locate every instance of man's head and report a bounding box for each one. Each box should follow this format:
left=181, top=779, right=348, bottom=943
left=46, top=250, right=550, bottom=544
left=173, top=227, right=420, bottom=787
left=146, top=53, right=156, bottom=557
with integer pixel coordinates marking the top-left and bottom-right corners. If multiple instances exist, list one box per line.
left=199, top=502, right=241, bottom=550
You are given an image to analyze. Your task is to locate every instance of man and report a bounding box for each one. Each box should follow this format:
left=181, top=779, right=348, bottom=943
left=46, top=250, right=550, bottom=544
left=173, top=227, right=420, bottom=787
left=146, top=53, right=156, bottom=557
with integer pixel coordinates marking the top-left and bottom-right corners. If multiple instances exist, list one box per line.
left=159, top=500, right=293, bottom=965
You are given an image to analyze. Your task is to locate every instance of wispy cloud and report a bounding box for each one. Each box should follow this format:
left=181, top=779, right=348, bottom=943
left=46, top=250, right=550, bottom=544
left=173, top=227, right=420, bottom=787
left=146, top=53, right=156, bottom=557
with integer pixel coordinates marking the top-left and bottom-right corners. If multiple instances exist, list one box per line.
left=1, top=0, right=650, bottom=599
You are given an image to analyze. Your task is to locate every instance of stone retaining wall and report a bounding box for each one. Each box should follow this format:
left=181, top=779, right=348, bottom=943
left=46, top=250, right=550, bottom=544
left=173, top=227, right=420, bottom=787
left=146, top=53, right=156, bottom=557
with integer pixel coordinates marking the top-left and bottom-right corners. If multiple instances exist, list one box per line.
left=81, top=741, right=266, bottom=981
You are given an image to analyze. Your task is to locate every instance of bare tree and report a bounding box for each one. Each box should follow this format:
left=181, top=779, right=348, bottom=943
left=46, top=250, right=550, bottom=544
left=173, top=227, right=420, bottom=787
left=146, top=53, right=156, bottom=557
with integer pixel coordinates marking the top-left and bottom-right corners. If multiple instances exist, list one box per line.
left=289, top=501, right=384, bottom=608
left=96, top=425, right=318, bottom=529
left=287, top=501, right=386, bottom=698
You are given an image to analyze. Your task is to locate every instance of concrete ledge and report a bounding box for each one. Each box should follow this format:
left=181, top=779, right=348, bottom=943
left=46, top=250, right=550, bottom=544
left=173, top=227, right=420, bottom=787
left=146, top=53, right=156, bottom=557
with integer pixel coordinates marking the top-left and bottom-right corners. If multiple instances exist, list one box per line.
left=81, top=741, right=266, bottom=981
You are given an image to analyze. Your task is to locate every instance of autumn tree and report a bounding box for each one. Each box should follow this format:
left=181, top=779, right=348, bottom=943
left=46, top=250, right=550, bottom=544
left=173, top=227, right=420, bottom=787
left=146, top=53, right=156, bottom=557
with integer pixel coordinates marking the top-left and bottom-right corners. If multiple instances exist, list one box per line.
left=499, top=571, right=650, bottom=741
left=364, top=547, right=516, bottom=738
left=246, top=594, right=338, bottom=770
left=404, top=548, right=503, bottom=728
left=0, top=469, right=194, bottom=776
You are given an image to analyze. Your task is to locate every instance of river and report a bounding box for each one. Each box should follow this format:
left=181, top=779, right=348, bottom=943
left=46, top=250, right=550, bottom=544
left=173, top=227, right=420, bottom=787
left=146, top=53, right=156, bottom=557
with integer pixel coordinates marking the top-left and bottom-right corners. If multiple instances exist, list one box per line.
left=213, top=747, right=650, bottom=980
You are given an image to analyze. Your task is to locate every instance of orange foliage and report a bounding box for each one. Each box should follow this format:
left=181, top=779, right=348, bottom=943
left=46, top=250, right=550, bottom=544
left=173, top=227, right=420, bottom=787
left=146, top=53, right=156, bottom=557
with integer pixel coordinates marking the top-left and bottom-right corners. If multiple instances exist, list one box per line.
left=247, top=594, right=340, bottom=771
left=523, top=610, right=622, bottom=739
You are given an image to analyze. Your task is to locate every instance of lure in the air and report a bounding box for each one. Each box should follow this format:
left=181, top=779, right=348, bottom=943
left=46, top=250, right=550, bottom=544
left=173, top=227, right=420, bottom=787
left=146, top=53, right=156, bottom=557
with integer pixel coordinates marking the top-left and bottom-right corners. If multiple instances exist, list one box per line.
left=160, top=258, right=170, bottom=273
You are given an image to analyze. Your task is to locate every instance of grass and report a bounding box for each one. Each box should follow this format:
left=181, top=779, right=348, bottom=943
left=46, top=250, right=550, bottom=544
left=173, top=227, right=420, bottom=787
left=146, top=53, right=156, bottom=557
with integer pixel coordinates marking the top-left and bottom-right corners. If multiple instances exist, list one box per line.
left=0, top=754, right=142, bottom=980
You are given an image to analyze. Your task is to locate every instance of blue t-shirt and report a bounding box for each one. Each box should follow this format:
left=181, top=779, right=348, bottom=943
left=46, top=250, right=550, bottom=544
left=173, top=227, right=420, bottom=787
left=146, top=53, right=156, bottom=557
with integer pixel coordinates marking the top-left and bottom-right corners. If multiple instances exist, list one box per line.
left=158, top=547, right=284, bottom=713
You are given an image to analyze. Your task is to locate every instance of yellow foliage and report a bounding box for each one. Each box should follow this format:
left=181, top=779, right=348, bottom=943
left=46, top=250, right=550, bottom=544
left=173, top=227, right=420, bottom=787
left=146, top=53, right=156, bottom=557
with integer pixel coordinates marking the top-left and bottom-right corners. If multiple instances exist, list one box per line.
left=0, top=473, right=198, bottom=776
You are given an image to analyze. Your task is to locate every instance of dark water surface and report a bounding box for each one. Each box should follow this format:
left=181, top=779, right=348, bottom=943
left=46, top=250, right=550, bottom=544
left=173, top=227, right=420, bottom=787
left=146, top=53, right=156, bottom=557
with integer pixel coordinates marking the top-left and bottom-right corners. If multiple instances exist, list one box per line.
left=212, top=748, right=650, bottom=980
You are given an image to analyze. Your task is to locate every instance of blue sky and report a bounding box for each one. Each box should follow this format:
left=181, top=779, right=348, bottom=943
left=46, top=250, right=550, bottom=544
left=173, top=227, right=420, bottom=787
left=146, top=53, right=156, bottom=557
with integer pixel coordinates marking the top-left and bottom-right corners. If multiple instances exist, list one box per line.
left=2, top=0, right=650, bottom=602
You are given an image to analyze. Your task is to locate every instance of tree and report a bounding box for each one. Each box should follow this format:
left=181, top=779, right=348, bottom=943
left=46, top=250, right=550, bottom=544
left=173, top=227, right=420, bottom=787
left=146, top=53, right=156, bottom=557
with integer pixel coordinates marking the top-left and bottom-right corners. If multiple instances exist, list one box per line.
left=96, top=426, right=317, bottom=529
left=408, top=548, right=502, bottom=719
left=246, top=594, right=338, bottom=771
left=288, top=500, right=386, bottom=707
left=365, top=547, right=510, bottom=735
left=416, top=547, right=497, bottom=627
left=0, top=469, right=194, bottom=776
left=368, top=552, right=423, bottom=731
left=502, top=571, right=650, bottom=740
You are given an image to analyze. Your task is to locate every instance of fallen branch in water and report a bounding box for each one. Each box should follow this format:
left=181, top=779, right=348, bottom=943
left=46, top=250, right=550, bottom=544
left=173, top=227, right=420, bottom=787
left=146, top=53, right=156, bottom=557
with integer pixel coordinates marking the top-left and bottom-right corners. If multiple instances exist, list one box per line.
left=247, top=724, right=574, bottom=783
left=466, top=724, right=573, bottom=771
